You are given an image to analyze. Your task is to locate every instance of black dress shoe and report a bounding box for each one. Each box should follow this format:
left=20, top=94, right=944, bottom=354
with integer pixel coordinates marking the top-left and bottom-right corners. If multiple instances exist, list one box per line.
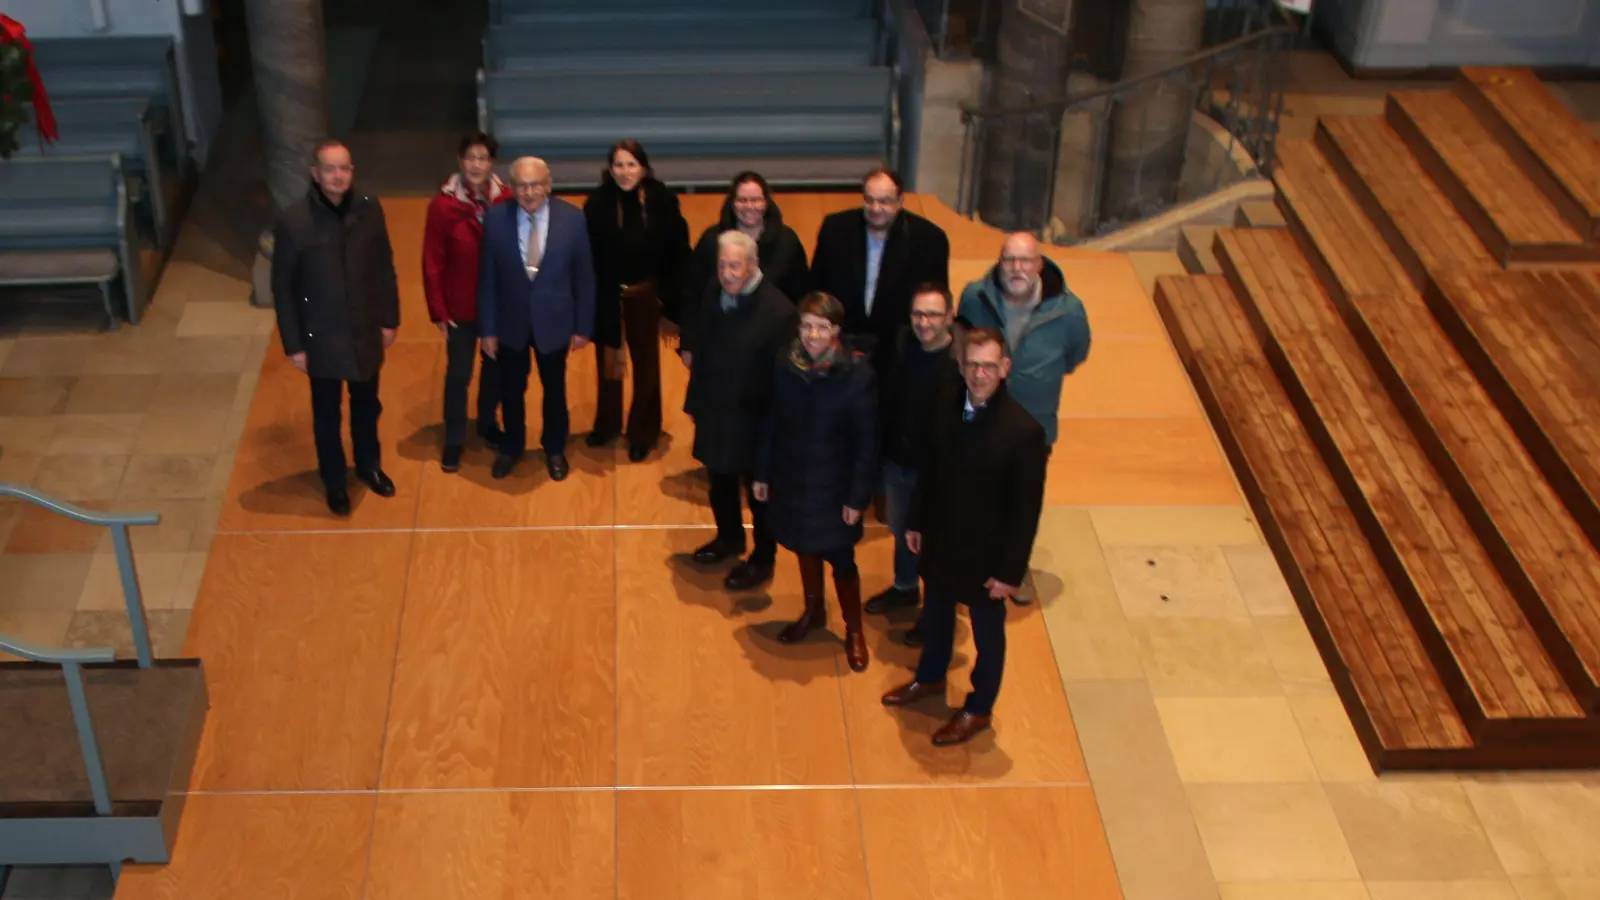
left=627, top=442, right=652, bottom=463
left=724, top=561, right=774, bottom=591
left=692, top=539, right=742, bottom=565
left=547, top=453, right=569, bottom=481
left=492, top=453, right=518, bottom=479
left=865, top=584, right=919, bottom=615
left=357, top=468, right=395, bottom=497
left=441, top=444, right=463, bottom=473
left=326, top=487, right=351, bottom=517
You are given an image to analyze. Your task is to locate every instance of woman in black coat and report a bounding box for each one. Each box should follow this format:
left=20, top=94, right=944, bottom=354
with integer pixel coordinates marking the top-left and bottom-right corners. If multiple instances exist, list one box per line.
left=754, top=292, right=880, bottom=672
left=685, top=171, right=810, bottom=306
left=584, top=140, right=692, bottom=461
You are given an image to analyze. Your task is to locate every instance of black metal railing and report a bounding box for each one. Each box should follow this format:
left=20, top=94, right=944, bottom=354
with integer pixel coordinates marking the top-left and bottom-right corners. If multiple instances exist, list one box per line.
left=955, top=17, right=1296, bottom=243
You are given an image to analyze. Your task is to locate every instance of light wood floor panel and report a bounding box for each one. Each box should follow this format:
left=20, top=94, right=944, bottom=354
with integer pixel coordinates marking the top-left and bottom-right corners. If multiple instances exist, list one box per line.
left=841, top=597, right=1090, bottom=785
left=380, top=530, right=616, bottom=789
left=184, top=532, right=413, bottom=791
left=219, top=341, right=438, bottom=532
left=365, top=790, right=615, bottom=900
left=412, top=347, right=616, bottom=528
left=617, top=789, right=870, bottom=900
left=615, top=528, right=859, bottom=786
left=1046, top=417, right=1242, bottom=507
left=857, top=786, right=1122, bottom=900
left=1057, top=336, right=1202, bottom=419
left=115, top=793, right=374, bottom=899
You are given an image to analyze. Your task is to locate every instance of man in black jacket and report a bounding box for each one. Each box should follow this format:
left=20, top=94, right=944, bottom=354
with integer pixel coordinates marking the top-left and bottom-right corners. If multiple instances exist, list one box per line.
left=679, top=231, right=797, bottom=591
left=272, top=139, right=401, bottom=517
left=808, top=168, right=950, bottom=374
left=881, top=327, right=1049, bottom=747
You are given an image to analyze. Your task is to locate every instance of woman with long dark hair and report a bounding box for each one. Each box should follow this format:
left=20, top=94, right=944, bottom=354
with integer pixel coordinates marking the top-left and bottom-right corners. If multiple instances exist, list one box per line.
left=685, top=170, right=809, bottom=305
left=583, top=140, right=691, bottom=462
left=754, top=292, right=880, bottom=672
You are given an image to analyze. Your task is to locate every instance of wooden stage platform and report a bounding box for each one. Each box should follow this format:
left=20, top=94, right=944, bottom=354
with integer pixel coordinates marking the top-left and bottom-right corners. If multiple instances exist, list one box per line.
left=103, top=192, right=1205, bottom=898
left=1157, top=66, right=1600, bottom=772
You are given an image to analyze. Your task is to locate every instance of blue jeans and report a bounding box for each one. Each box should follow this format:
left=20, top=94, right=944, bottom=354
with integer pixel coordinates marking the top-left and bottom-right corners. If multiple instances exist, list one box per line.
left=883, top=461, right=919, bottom=590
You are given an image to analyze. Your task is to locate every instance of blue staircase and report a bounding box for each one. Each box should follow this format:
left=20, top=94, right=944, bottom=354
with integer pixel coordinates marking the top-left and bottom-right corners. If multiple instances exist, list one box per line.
left=480, top=0, right=895, bottom=187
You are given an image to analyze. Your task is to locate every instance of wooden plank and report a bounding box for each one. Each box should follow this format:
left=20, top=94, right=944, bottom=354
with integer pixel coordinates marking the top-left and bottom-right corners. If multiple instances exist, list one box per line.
left=1386, top=89, right=1599, bottom=265
left=1314, top=115, right=1498, bottom=289
left=1424, top=271, right=1600, bottom=553
left=1269, top=138, right=1414, bottom=306
left=1458, top=67, right=1600, bottom=242
left=1155, top=274, right=1474, bottom=764
left=1215, top=230, right=1585, bottom=737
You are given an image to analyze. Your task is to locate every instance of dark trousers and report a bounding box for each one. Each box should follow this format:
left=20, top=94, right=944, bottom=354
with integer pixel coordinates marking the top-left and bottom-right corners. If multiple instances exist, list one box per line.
left=707, top=469, right=775, bottom=566
left=914, top=586, right=1008, bottom=716
left=310, top=375, right=382, bottom=490
left=498, top=341, right=570, bottom=458
left=594, top=284, right=662, bottom=446
left=443, top=323, right=500, bottom=446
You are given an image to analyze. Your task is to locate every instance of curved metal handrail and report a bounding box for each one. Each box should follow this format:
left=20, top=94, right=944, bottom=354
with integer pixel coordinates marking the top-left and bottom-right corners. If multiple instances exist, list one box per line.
left=0, top=482, right=161, bottom=667
left=0, top=634, right=116, bottom=665
left=958, top=20, right=1300, bottom=120
left=0, top=483, right=159, bottom=527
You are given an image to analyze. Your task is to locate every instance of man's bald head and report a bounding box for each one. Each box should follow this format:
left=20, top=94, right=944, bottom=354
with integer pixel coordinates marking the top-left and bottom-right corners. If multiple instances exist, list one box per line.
left=510, top=157, right=552, bottom=213
left=998, top=231, right=1043, bottom=300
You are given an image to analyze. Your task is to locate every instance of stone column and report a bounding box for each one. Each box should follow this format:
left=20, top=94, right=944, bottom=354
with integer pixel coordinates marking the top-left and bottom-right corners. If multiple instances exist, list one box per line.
left=1100, top=0, right=1207, bottom=227
left=975, top=0, right=1072, bottom=234
left=246, top=0, right=330, bottom=307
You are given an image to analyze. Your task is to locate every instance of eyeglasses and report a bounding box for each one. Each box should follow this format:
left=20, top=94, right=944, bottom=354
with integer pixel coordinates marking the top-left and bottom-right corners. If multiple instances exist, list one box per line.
left=799, top=324, right=836, bottom=336
left=909, top=311, right=947, bottom=322
left=962, top=361, right=1003, bottom=375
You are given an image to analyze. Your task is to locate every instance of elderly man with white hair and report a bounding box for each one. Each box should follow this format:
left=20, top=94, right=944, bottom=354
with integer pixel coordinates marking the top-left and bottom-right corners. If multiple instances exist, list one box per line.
left=679, top=230, right=798, bottom=592
left=477, top=156, right=596, bottom=482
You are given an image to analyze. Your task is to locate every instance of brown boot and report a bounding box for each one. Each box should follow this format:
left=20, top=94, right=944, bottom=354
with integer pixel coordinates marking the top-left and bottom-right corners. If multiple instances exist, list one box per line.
left=834, top=568, right=869, bottom=672
left=778, top=554, right=827, bottom=643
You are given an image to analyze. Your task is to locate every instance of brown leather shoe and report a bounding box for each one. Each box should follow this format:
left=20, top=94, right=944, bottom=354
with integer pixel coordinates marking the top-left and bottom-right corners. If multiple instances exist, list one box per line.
left=932, top=711, right=992, bottom=747
left=779, top=554, right=827, bottom=644
left=835, top=568, right=869, bottom=672
left=881, top=680, right=945, bottom=707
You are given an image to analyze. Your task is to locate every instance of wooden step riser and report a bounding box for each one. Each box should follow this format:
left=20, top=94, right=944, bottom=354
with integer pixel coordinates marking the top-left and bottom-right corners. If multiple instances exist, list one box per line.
left=1214, top=248, right=1593, bottom=735
left=1311, top=122, right=1431, bottom=293
left=1385, top=96, right=1599, bottom=266
left=1455, top=79, right=1600, bottom=243
left=1422, top=279, right=1600, bottom=562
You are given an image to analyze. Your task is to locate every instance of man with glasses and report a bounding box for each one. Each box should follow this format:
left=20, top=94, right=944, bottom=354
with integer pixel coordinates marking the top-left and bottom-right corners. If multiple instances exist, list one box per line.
left=865, top=282, right=961, bottom=643
left=478, top=156, right=596, bottom=481
left=809, top=168, right=951, bottom=374
left=881, top=327, right=1049, bottom=747
left=954, top=231, right=1091, bottom=602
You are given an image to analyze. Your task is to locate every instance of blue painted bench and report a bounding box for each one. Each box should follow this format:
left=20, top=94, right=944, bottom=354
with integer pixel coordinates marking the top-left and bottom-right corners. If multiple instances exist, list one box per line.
left=0, top=155, right=145, bottom=327
left=16, top=97, right=170, bottom=242
left=478, top=66, right=892, bottom=127
left=27, top=36, right=191, bottom=171
left=484, top=21, right=879, bottom=70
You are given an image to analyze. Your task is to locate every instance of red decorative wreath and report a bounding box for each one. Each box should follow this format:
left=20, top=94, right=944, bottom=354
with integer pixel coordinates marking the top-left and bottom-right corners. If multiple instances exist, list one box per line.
left=0, top=15, right=58, bottom=160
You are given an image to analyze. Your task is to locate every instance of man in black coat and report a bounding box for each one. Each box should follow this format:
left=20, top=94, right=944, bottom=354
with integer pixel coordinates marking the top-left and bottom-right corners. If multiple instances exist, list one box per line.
left=808, top=168, right=951, bottom=374
left=272, top=139, right=401, bottom=517
left=679, top=230, right=797, bottom=591
left=881, top=327, right=1049, bottom=747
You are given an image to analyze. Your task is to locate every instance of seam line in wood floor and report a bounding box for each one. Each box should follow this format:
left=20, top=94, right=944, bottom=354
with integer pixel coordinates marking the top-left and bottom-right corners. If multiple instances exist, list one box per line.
left=181, top=781, right=1094, bottom=796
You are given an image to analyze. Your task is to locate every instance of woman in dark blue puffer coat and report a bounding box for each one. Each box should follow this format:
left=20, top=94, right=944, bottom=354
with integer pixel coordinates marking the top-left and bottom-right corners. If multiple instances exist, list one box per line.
left=754, top=292, right=880, bottom=672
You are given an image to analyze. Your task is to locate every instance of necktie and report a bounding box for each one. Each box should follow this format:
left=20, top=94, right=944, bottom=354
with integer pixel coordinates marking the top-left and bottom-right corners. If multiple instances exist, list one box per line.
left=525, top=214, right=542, bottom=278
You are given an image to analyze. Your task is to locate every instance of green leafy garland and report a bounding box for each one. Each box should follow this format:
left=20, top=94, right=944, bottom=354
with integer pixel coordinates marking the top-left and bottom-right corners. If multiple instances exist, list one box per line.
left=0, top=35, right=33, bottom=160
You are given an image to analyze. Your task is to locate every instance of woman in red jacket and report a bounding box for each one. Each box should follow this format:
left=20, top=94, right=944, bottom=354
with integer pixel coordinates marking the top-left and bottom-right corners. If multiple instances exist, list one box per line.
left=423, top=131, right=511, bottom=472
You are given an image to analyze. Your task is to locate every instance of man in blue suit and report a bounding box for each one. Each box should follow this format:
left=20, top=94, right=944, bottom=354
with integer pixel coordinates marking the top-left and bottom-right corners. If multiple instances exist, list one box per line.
left=479, top=156, right=596, bottom=481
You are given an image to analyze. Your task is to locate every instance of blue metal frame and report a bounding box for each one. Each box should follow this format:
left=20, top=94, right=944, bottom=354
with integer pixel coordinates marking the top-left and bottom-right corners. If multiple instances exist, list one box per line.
left=0, top=483, right=160, bottom=667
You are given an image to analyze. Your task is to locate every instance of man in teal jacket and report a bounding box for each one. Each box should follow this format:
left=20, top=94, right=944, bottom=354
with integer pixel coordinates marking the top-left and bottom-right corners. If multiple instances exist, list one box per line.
left=955, top=231, right=1091, bottom=602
